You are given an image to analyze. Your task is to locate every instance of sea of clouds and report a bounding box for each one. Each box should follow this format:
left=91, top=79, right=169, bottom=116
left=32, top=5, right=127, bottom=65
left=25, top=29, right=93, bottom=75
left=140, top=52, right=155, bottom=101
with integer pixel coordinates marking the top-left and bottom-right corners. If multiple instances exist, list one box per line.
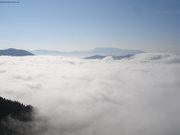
left=0, top=53, right=180, bottom=135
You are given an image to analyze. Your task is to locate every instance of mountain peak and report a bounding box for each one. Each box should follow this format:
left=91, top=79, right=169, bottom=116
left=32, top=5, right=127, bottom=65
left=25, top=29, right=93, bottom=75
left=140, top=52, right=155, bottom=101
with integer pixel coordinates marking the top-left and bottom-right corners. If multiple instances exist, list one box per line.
left=0, top=48, right=34, bottom=56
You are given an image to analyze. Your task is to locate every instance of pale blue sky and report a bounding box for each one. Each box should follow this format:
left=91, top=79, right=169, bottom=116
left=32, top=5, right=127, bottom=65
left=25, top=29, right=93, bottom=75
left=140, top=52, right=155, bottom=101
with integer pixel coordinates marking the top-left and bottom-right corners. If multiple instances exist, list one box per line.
left=0, top=0, right=180, bottom=54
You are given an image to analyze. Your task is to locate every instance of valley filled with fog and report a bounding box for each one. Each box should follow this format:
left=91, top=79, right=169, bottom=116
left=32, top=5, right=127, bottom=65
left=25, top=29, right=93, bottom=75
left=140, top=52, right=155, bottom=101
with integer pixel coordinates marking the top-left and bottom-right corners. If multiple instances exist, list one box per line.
left=0, top=53, right=180, bottom=135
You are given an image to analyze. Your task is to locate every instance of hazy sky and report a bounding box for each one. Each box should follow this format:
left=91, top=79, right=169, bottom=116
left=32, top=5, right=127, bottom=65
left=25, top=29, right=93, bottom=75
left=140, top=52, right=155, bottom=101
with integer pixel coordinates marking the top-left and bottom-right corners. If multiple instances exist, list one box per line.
left=0, top=0, right=180, bottom=54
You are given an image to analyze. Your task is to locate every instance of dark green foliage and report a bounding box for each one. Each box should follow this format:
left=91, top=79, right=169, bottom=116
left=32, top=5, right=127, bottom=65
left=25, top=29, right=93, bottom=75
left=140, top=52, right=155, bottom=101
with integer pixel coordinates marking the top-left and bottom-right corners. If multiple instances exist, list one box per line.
left=0, top=97, right=33, bottom=135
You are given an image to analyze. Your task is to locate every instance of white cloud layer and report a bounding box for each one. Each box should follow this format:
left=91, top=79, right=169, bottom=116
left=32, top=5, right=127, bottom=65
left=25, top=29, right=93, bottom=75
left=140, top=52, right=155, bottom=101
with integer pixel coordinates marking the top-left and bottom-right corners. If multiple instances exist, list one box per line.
left=0, top=53, right=180, bottom=135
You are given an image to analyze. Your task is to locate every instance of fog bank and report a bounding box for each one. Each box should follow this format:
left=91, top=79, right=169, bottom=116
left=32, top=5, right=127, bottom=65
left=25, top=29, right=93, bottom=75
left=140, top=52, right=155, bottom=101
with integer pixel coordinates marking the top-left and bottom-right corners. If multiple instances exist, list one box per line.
left=0, top=53, right=180, bottom=135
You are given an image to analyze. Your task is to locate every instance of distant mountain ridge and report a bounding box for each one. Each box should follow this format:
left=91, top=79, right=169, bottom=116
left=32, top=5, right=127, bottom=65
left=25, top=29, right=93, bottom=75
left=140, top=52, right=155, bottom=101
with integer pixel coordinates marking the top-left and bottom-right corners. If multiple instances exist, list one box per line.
left=31, top=48, right=145, bottom=56
left=0, top=48, right=34, bottom=56
left=85, top=54, right=134, bottom=60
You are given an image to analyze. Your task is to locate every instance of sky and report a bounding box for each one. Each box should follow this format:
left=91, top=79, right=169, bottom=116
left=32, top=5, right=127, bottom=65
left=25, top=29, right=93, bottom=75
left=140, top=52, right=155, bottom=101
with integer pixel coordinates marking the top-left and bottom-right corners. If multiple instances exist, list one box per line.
left=0, top=0, right=180, bottom=54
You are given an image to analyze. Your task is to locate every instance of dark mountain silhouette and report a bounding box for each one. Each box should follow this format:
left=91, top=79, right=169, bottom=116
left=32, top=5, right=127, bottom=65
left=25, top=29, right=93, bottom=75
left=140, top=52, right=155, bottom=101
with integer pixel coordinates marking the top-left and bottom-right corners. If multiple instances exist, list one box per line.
left=85, top=54, right=134, bottom=60
left=31, top=48, right=145, bottom=56
left=0, top=48, right=34, bottom=56
left=85, top=55, right=106, bottom=59
left=0, top=97, right=33, bottom=135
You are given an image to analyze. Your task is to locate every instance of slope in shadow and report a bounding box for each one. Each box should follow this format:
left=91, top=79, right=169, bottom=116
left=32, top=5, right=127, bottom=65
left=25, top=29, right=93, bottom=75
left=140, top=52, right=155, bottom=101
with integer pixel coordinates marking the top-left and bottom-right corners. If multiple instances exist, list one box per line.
left=0, top=97, right=33, bottom=135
